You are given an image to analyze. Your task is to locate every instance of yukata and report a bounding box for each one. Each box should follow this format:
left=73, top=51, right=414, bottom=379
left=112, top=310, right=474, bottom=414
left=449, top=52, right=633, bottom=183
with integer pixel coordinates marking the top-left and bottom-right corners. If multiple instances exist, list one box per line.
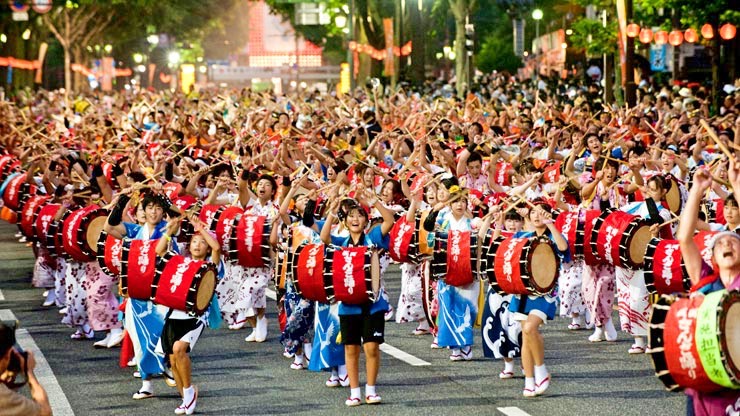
left=85, top=261, right=121, bottom=331
left=61, top=259, right=89, bottom=327
left=480, top=287, right=521, bottom=359
left=616, top=201, right=671, bottom=337
left=428, top=213, right=479, bottom=349
left=31, top=246, right=57, bottom=290
left=280, top=223, right=318, bottom=355
left=218, top=199, right=279, bottom=323
left=395, top=204, right=431, bottom=325
left=122, top=221, right=169, bottom=380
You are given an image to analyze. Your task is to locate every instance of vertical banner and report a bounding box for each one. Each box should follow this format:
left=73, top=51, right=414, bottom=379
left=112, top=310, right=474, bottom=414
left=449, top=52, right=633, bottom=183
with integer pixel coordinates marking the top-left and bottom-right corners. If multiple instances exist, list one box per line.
left=615, top=0, right=627, bottom=88
left=383, top=18, right=394, bottom=76
left=34, top=42, right=48, bottom=84
left=101, top=57, right=114, bottom=91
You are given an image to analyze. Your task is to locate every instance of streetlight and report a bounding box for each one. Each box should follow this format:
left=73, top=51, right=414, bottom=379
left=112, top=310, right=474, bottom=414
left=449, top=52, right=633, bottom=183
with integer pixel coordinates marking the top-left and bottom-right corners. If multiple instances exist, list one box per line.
left=532, top=8, right=543, bottom=53
left=133, top=53, right=144, bottom=64
left=0, top=34, right=6, bottom=43
left=147, top=34, right=159, bottom=45
left=104, top=44, right=112, bottom=54
left=532, top=8, right=543, bottom=80
left=21, top=29, right=31, bottom=40
left=167, top=51, right=180, bottom=66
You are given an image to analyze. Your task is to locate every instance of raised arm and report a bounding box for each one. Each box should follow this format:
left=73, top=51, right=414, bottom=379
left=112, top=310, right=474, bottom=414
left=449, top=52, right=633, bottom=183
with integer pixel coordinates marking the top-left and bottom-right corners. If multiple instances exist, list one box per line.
left=678, top=168, right=712, bottom=284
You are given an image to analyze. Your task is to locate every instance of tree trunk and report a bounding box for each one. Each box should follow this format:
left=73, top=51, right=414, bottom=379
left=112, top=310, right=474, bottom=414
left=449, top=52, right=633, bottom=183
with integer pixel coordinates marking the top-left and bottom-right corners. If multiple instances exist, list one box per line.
left=409, top=0, right=425, bottom=87
left=63, top=46, right=71, bottom=92
left=454, top=14, right=467, bottom=95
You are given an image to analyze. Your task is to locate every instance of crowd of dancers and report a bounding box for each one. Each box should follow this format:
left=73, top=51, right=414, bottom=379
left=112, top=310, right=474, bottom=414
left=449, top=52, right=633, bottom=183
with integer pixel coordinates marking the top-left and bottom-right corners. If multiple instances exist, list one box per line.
left=0, top=74, right=739, bottom=415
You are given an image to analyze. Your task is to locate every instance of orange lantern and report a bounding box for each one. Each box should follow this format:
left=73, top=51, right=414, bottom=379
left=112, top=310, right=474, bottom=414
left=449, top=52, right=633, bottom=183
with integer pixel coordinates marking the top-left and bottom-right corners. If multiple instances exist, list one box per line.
left=639, top=28, right=653, bottom=43
left=654, top=31, right=669, bottom=45
left=684, top=28, right=698, bottom=43
left=669, top=30, right=683, bottom=46
left=626, top=23, right=640, bottom=38
left=701, top=23, right=714, bottom=39
left=720, top=23, right=737, bottom=40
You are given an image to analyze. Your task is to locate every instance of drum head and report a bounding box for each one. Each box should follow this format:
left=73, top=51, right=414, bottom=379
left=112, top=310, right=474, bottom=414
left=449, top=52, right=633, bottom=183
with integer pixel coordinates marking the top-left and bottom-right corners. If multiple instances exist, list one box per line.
left=724, top=296, right=740, bottom=382
left=629, top=224, right=652, bottom=266
left=370, top=250, right=381, bottom=300
left=86, top=216, right=107, bottom=253
left=196, top=269, right=216, bottom=313
left=665, top=180, right=681, bottom=213
left=530, top=242, right=557, bottom=293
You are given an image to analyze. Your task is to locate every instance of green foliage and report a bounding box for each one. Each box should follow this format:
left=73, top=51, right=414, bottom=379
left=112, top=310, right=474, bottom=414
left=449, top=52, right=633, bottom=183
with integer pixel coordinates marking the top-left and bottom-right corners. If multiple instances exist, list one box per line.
left=569, top=17, right=618, bottom=57
left=476, top=28, right=523, bottom=73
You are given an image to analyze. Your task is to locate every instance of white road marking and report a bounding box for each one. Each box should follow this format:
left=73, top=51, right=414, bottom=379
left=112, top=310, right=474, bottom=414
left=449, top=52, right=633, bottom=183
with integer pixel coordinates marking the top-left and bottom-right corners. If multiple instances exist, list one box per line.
left=0, top=289, right=4, bottom=301
left=0, top=309, right=75, bottom=416
left=497, top=407, right=532, bottom=416
left=267, top=288, right=429, bottom=366
left=379, top=343, right=431, bottom=366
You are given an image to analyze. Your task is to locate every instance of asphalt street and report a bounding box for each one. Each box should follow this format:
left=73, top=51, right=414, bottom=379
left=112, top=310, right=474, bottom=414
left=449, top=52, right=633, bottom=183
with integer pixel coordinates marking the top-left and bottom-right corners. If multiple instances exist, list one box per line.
left=0, top=222, right=687, bottom=416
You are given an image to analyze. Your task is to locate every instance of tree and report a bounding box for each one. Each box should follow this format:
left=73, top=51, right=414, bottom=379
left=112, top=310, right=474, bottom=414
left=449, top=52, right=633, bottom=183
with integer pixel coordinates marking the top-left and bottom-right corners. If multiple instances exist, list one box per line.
left=448, top=0, right=477, bottom=95
left=42, top=0, right=239, bottom=92
left=477, top=29, right=522, bottom=74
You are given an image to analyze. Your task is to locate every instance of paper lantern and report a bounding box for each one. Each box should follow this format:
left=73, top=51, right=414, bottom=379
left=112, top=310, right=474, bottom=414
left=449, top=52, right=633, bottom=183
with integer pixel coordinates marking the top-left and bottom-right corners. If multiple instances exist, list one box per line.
left=701, top=23, right=714, bottom=39
left=669, top=30, right=683, bottom=46
left=684, top=28, right=698, bottom=43
left=639, top=28, right=653, bottom=43
left=720, top=23, right=736, bottom=40
left=654, top=31, right=669, bottom=45
left=626, top=23, right=640, bottom=38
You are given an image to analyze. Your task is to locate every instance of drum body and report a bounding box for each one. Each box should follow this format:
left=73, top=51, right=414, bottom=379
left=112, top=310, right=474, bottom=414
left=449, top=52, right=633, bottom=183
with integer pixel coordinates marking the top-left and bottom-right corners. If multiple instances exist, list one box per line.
left=61, top=205, right=108, bottom=262
left=3, top=174, right=29, bottom=211
left=35, top=204, right=61, bottom=247
left=431, top=230, right=478, bottom=287
left=581, top=209, right=602, bottom=266
left=389, top=215, right=423, bottom=264
left=648, top=292, right=740, bottom=393
left=555, top=210, right=579, bottom=259
left=120, top=238, right=160, bottom=300
left=592, top=210, right=651, bottom=269
left=693, top=230, right=719, bottom=272
left=152, top=252, right=217, bottom=315
left=490, top=237, right=558, bottom=295
left=96, top=231, right=123, bottom=276
left=19, top=195, right=49, bottom=240
left=293, top=244, right=380, bottom=305
left=417, top=211, right=433, bottom=256
left=643, top=238, right=689, bottom=295
left=230, top=214, right=271, bottom=268
left=212, top=206, right=243, bottom=259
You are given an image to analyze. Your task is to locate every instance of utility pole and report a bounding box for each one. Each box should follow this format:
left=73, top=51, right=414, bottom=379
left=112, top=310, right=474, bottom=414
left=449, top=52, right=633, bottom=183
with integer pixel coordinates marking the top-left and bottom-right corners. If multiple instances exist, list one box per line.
left=624, top=0, right=636, bottom=107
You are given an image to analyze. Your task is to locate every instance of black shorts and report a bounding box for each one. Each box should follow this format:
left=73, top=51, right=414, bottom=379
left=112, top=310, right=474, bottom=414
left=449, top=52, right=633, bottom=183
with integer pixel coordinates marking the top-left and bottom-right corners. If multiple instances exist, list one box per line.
left=339, top=311, right=385, bottom=346
left=162, top=318, right=203, bottom=355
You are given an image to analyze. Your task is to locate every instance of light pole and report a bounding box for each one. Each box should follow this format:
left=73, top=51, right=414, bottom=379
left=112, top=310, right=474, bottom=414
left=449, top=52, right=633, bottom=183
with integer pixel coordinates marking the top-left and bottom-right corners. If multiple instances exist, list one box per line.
left=532, top=8, right=543, bottom=79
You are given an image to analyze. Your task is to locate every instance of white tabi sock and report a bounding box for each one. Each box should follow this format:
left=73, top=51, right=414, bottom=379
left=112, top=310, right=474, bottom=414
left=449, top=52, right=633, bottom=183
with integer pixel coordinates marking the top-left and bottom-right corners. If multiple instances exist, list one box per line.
left=350, top=387, right=361, bottom=399
left=524, top=377, right=535, bottom=391
left=183, top=385, right=195, bottom=404
left=141, top=380, right=153, bottom=393
left=365, top=385, right=376, bottom=396
left=634, top=336, right=646, bottom=348
left=504, top=360, right=514, bottom=373
left=534, top=364, right=548, bottom=382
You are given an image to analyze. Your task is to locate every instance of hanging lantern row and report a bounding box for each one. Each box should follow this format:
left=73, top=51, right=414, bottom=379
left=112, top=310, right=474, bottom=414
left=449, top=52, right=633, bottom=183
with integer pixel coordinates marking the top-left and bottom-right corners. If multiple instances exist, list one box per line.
left=626, top=23, right=737, bottom=45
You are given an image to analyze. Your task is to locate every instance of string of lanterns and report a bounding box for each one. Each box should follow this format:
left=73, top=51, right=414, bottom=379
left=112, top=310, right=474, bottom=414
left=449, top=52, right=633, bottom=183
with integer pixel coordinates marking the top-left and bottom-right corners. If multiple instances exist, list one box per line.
left=625, top=23, right=736, bottom=46
left=348, top=41, right=413, bottom=61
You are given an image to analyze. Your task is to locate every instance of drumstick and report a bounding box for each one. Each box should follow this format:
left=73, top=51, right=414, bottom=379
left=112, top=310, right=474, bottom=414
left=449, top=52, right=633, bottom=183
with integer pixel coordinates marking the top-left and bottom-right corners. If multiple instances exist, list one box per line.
left=700, top=119, right=734, bottom=161
left=659, top=215, right=681, bottom=228
left=709, top=173, right=731, bottom=188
